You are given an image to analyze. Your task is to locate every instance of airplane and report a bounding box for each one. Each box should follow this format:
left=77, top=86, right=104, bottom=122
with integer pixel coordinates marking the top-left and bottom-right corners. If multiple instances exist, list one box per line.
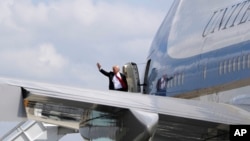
left=1, top=0, right=250, bottom=140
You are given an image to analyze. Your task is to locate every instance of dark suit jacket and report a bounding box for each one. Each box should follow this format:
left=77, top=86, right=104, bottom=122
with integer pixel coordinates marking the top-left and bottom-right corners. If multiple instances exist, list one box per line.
left=100, top=69, right=128, bottom=91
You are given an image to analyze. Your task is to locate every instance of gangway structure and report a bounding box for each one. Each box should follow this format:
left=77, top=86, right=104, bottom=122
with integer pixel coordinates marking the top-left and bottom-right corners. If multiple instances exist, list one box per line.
left=0, top=120, right=77, bottom=141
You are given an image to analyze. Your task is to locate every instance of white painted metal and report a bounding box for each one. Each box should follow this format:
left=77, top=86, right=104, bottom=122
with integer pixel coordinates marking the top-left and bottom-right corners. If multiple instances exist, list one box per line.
left=1, top=120, right=45, bottom=141
left=0, top=84, right=26, bottom=121
left=1, top=77, right=250, bottom=140
left=0, top=120, right=76, bottom=141
left=123, top=62, right=141, bottom=93
left=1, top=77, right=250, bottom=125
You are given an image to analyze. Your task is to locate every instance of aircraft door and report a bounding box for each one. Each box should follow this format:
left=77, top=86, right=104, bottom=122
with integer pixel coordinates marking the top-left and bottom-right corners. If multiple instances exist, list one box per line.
left=123, top=62, right=141, bottom=93
left=142, top=60, right=151, bottom=94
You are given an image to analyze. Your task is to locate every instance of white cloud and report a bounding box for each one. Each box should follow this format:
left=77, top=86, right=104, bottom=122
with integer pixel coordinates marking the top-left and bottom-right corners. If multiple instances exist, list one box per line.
left=0, top=43, right=68, bottom=78
left=0, top=0, right=171, bottom=89
left=1, top=0, right=163, bottom=37
left=38, top=43, right=68, bottom=69
left=13, top=1, right=48, bottom=25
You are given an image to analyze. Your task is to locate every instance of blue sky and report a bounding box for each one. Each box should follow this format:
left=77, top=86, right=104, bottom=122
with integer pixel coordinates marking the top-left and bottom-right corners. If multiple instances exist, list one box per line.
left=0, top=0, right=173, bottom=140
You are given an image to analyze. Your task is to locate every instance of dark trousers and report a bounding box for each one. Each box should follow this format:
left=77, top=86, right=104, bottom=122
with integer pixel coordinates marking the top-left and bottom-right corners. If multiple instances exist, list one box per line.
left=114, top=88, right=127, bottom=92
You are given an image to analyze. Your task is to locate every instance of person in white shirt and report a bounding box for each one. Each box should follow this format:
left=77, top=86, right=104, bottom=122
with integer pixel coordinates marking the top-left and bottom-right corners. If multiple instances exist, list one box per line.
left=97, top=62, right=128, bottom=92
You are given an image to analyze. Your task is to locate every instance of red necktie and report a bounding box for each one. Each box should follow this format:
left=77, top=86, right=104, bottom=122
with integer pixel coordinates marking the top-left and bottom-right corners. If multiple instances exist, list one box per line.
left=115, top=75, right=127, bottom=89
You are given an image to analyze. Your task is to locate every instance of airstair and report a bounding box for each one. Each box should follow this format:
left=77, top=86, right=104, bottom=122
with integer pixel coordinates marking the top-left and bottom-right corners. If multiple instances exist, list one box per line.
left=0, top=120, right=77, bottom=141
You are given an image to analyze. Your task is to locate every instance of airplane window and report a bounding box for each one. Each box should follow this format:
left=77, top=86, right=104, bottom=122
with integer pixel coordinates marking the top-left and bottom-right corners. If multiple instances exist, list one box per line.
left=228, top=59, right=232, bottom=73
left=238, top=56, right=241, bottom=71
left=248, top=54, right=250, bottom=68
left=224, top=60, right=227, bottom=74
left=219, top=62, right=223, bottom=75
left=233, top=58, right=237, bottom=72
left=203, top=66, right=207, bottom=79
left=242, top=55, right=246, bottom=69
left=181, top=73, right=184, bottom=84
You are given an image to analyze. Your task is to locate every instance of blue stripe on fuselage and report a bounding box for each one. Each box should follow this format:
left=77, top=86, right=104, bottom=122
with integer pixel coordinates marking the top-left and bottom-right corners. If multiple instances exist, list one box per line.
left=148, top=40, right=250, bottom=97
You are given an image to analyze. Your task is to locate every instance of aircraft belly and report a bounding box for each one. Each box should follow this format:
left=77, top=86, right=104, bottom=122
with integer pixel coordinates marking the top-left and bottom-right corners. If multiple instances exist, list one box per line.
left=153, top=114, right=229, bottom=141
left=79, top=109, right=158, bottom=141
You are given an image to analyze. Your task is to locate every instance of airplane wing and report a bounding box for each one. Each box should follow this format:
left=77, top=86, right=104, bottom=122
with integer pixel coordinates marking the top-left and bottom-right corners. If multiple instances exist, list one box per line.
left=1, top=77, right=250, bottom=141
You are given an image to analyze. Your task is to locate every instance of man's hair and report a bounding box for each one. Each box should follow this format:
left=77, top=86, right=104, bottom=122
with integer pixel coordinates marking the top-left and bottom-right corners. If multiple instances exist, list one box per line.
left=112, top=65, right=120, bottom=73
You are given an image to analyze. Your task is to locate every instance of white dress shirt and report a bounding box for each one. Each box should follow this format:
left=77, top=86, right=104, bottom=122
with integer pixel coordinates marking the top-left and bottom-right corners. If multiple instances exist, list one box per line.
left=112, top=72, right=123, bottom=89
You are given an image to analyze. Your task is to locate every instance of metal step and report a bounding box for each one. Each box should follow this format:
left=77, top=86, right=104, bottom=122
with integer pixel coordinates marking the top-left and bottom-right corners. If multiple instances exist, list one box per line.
left=0, top=120, right=77, bottom=141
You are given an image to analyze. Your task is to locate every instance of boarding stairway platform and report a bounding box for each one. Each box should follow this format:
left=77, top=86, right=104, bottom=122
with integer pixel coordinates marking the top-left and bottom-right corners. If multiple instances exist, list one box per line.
left=0, top=120, right=77, bottom=141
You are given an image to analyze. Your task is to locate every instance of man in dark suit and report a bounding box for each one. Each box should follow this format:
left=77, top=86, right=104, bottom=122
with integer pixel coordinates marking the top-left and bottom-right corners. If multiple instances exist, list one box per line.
left=97, top=62, right=128, bottom=92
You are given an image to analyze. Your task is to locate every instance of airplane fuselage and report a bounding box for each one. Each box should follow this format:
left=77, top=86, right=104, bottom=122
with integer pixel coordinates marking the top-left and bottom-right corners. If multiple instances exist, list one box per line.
left=1, top=1, right=250, bottom=140
left=143, top=0, right=250, bottom=102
